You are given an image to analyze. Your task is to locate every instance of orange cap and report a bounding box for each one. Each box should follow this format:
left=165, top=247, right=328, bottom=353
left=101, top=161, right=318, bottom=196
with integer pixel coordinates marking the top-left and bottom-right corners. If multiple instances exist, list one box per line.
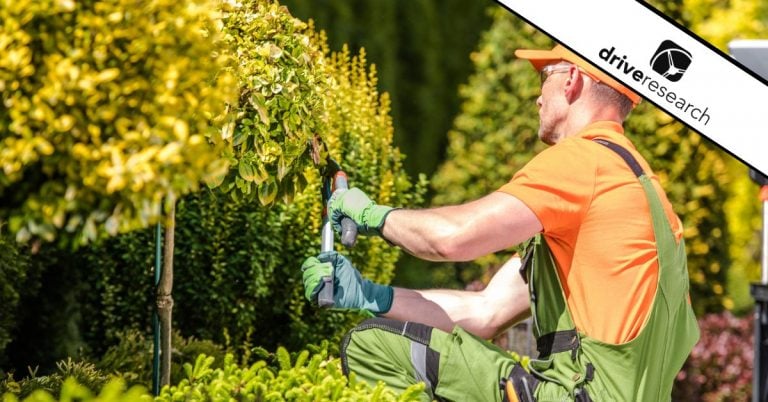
left=515, top=44, right=642, bottom=106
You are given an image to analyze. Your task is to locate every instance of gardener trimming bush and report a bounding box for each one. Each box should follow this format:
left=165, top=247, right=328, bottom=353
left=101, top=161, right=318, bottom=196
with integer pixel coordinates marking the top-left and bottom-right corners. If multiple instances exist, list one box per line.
left=302, top=44, right=699, bottom=401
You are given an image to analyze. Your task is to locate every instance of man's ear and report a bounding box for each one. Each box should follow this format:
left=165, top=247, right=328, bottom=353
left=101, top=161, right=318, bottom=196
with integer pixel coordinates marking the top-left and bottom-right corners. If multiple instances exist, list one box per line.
left=563, top=65, right=584, bottom=104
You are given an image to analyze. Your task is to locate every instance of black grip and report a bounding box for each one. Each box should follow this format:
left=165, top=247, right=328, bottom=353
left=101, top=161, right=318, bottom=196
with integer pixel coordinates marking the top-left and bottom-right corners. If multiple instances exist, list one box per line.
left=317, top=276, right=334, bottom=308
left=340, top=217, right=357, bottom=248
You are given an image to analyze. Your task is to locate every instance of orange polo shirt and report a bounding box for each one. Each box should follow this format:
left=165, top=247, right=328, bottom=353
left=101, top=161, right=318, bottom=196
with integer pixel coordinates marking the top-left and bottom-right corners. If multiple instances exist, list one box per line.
left=498, top=121, right=683, bottom=344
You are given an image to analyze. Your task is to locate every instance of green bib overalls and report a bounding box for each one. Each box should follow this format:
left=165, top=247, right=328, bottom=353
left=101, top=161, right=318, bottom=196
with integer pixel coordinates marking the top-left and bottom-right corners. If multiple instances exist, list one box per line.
left=340, top=140, right=699, bottom=402
left=519, top=140, right=700, bottom=401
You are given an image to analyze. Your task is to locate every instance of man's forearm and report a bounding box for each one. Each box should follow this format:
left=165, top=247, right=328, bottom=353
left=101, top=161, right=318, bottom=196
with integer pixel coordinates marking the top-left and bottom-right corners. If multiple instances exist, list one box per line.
left=384, top=288, right=481, bottom=334
left=380, top=192, right=543, bottom=262
left=383, top=258, right=531, bottom=339
left=381, top=208, right=464, bottom=261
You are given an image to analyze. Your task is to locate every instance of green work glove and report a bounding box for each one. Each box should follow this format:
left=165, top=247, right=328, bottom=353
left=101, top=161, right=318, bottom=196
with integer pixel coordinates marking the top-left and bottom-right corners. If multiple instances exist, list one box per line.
left=301, top=251, right=393, bottom=314
left=328, top=187, right=395, bottom=237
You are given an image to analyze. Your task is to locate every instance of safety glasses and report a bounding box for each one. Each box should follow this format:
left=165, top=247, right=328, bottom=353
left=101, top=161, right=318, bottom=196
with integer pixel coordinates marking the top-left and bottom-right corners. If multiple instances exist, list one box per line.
left=539, top=64, right=571, bottom=87
left=540, top=64, right=601, bottom=88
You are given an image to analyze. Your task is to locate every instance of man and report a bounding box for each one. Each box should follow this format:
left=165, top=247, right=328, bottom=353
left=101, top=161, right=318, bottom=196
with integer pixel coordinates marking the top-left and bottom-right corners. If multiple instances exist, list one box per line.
left=301, top=44, right=699, bottom=401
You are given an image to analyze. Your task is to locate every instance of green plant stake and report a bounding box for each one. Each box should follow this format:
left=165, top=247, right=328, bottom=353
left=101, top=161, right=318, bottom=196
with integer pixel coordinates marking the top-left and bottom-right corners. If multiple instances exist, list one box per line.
left=153, top=223, right=162, bottom=395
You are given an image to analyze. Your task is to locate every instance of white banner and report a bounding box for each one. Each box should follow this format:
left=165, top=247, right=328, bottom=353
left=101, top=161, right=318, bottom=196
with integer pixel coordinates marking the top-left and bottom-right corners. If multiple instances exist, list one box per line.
left=496, top=0, right=768, bottom=177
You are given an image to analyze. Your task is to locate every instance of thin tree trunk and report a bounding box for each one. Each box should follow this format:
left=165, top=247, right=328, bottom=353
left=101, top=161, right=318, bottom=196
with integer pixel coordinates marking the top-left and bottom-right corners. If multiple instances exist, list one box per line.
left=157, top=201, right=175, bottom=388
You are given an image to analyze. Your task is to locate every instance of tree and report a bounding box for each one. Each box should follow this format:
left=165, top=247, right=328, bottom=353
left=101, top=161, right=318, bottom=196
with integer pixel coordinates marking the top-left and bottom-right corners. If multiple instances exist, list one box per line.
left=0, top=0, right=240, bottom=387
left=0, top=0, right=236, bottom=247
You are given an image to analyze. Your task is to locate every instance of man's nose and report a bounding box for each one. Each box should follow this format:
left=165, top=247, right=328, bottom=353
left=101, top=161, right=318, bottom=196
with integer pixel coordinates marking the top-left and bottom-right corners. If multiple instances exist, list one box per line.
left=536, top=95, right=543, bottom=108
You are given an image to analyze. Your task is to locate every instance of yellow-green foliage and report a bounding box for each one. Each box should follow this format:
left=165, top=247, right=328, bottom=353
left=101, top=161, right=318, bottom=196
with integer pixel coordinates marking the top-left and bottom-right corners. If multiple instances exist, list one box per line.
left=320, top=44, right=427, bottom=278
left=682, top=0, right=767, bottom=49
left=155, top=351, right=422, bottom=401
left=1, top=350, right=424, bottom=401
left=0, top=0, right=236, bottom=246
left=215, top=0, right=329, bottom=205
left=162, top=43, right=425, bottom=351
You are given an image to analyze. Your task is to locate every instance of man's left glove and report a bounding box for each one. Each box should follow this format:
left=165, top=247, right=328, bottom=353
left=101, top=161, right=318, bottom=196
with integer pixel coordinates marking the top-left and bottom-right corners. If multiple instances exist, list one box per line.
left=328, top=188, right=395, bottom=237
left=301, top=251, right=393, bottom=314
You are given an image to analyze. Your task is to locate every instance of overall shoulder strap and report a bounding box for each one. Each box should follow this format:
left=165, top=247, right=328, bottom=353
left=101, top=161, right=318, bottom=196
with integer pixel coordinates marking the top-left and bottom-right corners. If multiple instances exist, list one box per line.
left=591, top=139, right=645, bottom=177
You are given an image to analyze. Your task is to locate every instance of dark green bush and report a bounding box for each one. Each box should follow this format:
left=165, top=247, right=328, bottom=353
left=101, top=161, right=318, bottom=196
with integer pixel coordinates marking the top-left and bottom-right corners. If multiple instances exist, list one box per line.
left=0, top=235, right=34, bottom=368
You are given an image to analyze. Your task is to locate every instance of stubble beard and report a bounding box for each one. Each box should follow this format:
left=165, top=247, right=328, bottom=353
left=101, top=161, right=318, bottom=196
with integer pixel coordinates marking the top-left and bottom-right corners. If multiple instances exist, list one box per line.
left=538, top=117, right=559, bottom=145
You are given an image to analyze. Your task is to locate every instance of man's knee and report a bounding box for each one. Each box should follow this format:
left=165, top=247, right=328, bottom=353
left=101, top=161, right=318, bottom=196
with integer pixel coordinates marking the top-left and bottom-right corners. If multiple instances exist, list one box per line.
left=340, top=317, right=441, bottom=399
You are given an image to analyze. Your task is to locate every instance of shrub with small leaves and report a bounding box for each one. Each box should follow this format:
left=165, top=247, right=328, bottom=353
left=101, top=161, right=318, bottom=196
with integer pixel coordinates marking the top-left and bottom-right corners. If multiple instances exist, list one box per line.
left=0, top=0, right=237, bottom=246
left=673, top=311, right=752, bottom=401
left=2, top=347, right=424, bottom=401
left=0, top=359, right=110, bottom=400
left=2, top=377, right=149, bottom=402
left=156, top=349, right=423, bottom=401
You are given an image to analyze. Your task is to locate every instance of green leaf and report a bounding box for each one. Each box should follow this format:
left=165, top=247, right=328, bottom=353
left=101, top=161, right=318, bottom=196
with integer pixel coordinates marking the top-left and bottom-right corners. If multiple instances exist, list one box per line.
left=257, top=179, right=278, bottom=206
left=238, top=161, right=257, bottom=182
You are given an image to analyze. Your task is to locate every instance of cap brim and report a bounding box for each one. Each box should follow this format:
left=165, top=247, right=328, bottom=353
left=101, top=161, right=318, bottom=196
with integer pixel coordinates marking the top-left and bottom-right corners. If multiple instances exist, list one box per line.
left=515, top=46, right=642, bottom=106
left=514, top=49, right=562, bottom=71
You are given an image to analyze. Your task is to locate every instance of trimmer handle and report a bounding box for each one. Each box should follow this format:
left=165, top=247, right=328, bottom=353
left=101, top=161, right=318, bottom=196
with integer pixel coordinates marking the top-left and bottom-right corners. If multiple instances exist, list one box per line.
left=333, top=172, right=358, bottom=248
left=317, top=276, right=335, bottom=308
left=317, top=169, right=358, bottom=308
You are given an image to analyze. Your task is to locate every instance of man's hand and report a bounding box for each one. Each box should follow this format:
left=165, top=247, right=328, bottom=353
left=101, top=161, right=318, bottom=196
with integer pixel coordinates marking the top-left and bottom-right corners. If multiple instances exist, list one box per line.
left=328, top=188, right=395, bottom=237
left=301, top=251, right=393, bottom=314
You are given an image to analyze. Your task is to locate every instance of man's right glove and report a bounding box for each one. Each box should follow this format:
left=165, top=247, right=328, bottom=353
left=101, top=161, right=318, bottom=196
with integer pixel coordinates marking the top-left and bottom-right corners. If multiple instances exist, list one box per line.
left=301, top=251, right=393, bottom=315
left=328, top=188, right=395, bottom=237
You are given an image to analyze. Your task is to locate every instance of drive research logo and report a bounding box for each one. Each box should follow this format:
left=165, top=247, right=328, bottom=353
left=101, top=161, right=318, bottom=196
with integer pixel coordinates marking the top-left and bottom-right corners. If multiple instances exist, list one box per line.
left=598, top=45, right=711, bottom=126
left=649, top=40, right=692, bottom=82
